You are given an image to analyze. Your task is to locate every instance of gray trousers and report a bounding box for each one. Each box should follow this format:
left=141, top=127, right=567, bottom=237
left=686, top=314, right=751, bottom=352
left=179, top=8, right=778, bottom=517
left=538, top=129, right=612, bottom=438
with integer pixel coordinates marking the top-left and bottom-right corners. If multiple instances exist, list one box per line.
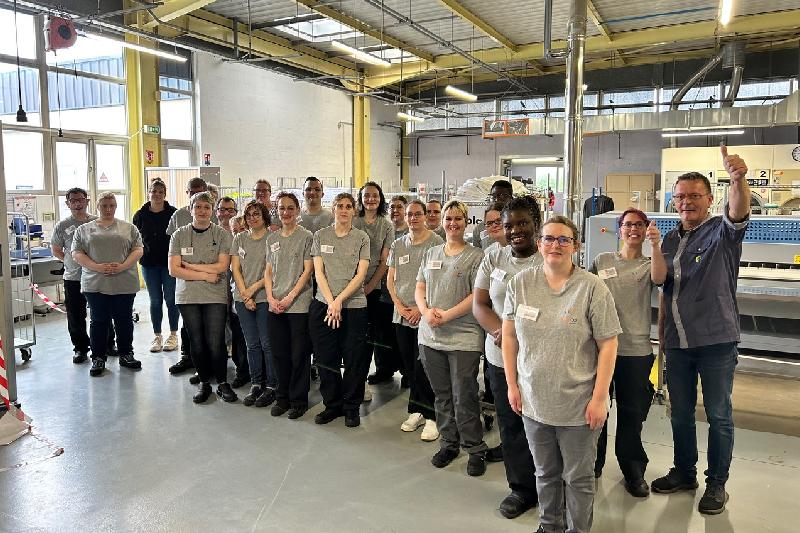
left=523, top=417, right=601, bottom=533
left=419, top=345, right=488, bottom=455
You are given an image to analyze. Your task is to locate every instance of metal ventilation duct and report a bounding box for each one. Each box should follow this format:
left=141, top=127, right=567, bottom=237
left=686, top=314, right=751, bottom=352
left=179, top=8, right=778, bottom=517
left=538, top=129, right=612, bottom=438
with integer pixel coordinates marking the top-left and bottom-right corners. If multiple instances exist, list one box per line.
left=671, top=42, right=745, bottom=110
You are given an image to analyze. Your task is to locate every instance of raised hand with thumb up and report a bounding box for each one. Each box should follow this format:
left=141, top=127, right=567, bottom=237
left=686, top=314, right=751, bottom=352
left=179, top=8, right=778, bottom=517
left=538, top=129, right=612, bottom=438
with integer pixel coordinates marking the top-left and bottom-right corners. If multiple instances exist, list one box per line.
left=646, top=220, right=660, bottom=244
left=721, top=144, right=748, bottom=181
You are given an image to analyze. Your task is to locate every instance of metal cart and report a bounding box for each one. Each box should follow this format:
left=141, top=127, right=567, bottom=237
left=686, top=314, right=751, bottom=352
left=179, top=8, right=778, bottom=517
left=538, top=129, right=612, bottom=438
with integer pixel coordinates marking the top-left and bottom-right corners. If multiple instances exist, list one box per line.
left=8, top=213, right=36, bottom=362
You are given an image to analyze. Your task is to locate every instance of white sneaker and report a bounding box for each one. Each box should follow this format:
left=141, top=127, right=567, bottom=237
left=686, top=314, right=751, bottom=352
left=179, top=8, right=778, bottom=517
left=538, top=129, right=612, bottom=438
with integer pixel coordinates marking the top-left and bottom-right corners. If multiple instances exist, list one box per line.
left=162, top=333, right=179, bottom=352
left=401, top=412, right=425, bottom=432
left=362, top=383, right=373, bottom=402
left=149, top=335, right=163, bottom=353
left=421, top=419, right=440, bottom=441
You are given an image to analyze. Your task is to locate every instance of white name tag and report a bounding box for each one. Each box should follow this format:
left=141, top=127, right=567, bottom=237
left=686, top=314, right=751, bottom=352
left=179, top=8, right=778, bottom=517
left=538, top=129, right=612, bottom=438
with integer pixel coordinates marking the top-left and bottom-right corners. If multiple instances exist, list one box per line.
left=66, top=226, right=75, bottom=235
left=598, top=267, right=617, bottom=280
left=517, top=304, right=540, bottom=321
left=181, top=247, right=194, bottom=256
left=428, top=260, right=442, bottom=270
left=270, top=242, right=280, bottom=253
left=490, top=268, right=507, bottom=282
left=238, top=248, right=246, bottom=259
left=321, top=244, right=334, bottom=254
left=398, top=254, right=410, bottom=266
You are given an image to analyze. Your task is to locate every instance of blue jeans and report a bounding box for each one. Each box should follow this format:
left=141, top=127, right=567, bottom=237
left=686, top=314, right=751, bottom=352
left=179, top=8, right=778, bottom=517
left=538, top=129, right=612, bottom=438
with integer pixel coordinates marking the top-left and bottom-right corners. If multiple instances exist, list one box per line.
left=84, top=292, right=136, bottom=361
left=233, top=301, right=276, bottom=388
left=141, top=265, right=179, bottom=334
left=666, top=342, right=738, bottom=486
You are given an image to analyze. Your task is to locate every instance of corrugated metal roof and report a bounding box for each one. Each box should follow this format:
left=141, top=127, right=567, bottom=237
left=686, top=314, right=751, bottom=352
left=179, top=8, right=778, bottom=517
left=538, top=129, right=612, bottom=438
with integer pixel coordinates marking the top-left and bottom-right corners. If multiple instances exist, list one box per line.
left=206, top=0, right=309, bottom=25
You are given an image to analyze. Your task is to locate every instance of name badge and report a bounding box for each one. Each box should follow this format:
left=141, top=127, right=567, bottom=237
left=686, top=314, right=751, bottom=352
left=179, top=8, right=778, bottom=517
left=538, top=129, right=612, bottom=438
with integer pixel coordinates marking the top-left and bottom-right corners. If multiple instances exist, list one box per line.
left=490, top=268, right=507, bottom=282
left=320, top=244, right=334, bottom=254
left=517, top=304, right=540, bottom=321
left=66, top=226, right=75, bottom=235
left=238, top=248, right=246, bottom=259
left=270, top=242, right=280, bottom=253
left=181, top=247, right=194, bottom=256
left=428, top=260, right=442, bottom=270
left=398, top=254, right=410, bottom=266
left=598, top=267, right=617, bottom=280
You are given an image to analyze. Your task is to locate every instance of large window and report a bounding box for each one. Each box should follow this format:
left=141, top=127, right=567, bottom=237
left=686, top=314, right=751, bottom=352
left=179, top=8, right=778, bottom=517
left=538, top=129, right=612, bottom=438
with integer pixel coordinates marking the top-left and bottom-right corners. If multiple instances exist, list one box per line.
left=2, top=130, right=45, bottom=190
left=0, top=9, right=36, bottom=59
left=0, top=62, right=42, bottom=125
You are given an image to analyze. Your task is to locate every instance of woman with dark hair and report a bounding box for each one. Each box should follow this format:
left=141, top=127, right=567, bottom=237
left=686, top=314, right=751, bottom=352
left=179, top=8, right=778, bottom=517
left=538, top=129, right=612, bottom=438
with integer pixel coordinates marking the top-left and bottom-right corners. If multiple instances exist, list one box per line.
left=309, top=192, right=370, bottom=428
left=231, top=200, right=277, bottom=408
left=473, top=196, right=542, bottom=518
left=133, top=178, right=179, bottom=353
left=591, top=207, right=666, bottom=497
left=265, top=191, right=314, bottom=419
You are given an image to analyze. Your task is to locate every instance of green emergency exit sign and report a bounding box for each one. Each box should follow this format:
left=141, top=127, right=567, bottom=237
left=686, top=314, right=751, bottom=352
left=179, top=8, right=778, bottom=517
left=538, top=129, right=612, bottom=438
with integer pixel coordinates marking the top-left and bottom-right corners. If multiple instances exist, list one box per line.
left=144, top=125, right=161, bottom=135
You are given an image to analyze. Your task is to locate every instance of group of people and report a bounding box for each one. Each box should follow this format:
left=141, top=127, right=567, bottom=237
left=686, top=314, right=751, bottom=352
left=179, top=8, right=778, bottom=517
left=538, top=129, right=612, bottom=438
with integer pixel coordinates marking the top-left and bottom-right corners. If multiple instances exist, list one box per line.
left=51, top=145, right=750, bottom=532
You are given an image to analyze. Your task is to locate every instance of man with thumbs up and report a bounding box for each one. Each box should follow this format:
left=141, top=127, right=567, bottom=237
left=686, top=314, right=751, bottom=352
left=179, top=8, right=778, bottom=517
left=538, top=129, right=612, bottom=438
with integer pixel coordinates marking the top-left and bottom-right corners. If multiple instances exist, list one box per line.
left=650, top=145, right=750, bottom=515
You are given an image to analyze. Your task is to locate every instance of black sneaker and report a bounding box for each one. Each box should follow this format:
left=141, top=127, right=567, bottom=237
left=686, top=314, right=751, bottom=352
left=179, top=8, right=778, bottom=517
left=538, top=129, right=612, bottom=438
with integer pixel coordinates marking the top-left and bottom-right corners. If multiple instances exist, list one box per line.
left=287, top=407, right=307, bottom=420
left=344, top=410, right=360, bottom=428
left=230, top=374, right=250, bottom=389
left=254, top=388, right=276, bottom=408
left=467, top=453, right=487, bottom=477
left=89, top=358, right=105, bottom=377
left=431, top=448, right=459, bottom=468
left=73, top=351, right=88, bottom=364
left=193, top=382, right=212, bottom=403
left=651, top=468, right=699, bottom=494
left=367, top=371, right=393, bottom=385
left=698, top=484, right=729, bottom=515
left=271, top=403, right=290, bottom=417
left=485, top=445, right=504, bottom=463
left=188, top=373, right=200, bottom=385
left=499, top=491, right=538, bottom=519
left=118, top=352, right=142, bottom=370
left=314, top=407, right=343, bottom=425
left=624, top=478, right=651, bottom=498
left=169, top=356, right=194, bottom=374
left=242, top=385, right=262, bottom=406
left=216, top=383, right=238, bottom=403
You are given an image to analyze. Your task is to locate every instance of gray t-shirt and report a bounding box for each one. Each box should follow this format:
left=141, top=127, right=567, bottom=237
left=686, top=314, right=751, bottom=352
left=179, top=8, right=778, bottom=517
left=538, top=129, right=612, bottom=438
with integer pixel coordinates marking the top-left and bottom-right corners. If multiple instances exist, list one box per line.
left=311, top=225, right=370, bottom=309
left=299, top=208, right=334, bottom=234
left=433, top=226, right=446, bottom=239
left=503, top=266, right=622, bottom=426
left=475, top=246, right=543, bottom=368
left=590, top=252, right=654, bottom=357
left=167, top=206, right=217, bottom=235
left=71, top=219, right=143, bottom=295
left=387, top=231, right=444, bottom=327
left=416, top=244, right=484, bottom=352
left=52, top=214, right=98, bottom=281
left=353, top=216, right=393, bottom=283
left=230, top=231, right=269, bottom=304
left=266, top=226, right=314, bottom=313
left=380, top=227, right=410, bottom=304
left=168, top=224, right=233, bottom=305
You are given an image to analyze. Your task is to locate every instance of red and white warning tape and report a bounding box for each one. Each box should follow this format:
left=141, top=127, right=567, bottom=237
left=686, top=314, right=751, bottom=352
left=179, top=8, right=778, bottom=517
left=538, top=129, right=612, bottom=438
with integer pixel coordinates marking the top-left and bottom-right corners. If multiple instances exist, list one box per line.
left=0, top=338, right=10, bottom=409
left=29, top=283, right=66, bottom=314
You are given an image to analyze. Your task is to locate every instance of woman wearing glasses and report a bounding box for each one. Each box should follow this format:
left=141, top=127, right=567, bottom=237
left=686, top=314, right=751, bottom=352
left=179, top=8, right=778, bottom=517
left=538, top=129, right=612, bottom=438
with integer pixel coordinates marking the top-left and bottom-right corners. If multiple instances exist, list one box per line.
left=503, top=215, right=621, bottom=533
left=480, top=202, right=507, bottom=250
left=591, top=208, right=666, bottom=497
left=416, top=199, right=489, bottom=477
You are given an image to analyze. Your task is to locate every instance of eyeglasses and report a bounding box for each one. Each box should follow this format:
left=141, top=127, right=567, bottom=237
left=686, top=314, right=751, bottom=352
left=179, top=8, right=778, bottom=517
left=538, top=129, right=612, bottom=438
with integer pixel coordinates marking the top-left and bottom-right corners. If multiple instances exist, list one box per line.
left=673, top=193, right=709, bottom=202
left=541, top=235, right=575, bottom=246
left=245, top=211, right=262, bottom=218
left=485, top=219, right=502, bottom=227
left=217, top=207, right=237, bottom=213
left=621, top=221, right=646, bottom=229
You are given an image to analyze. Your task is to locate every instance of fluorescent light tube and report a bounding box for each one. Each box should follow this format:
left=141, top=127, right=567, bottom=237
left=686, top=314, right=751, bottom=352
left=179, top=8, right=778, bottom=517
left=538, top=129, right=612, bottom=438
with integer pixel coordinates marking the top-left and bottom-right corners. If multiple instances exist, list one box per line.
left=397, top=112, right=425, bottom=123
left=87, top=34, right=187, bottom=62
left=444, top=85, right=478, bottom=102
left=719, top=0, right=734, bottom=26
left=331, top=40, right=391, bottom=67
left=661, top=129, right=745, bottom=138
left=511, top=157, right=562, bottom=164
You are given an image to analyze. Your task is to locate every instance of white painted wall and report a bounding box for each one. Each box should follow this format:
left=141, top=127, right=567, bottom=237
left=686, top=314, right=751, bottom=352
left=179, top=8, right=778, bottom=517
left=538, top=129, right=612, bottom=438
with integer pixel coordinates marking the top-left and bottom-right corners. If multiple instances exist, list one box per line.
left=370, top=100, right=402, bottom=192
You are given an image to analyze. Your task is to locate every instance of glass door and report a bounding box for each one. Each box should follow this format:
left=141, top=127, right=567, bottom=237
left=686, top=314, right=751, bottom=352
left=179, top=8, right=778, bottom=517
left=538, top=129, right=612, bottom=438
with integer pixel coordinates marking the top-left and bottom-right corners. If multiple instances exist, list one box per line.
left=54, top=140, right=89, bottom=220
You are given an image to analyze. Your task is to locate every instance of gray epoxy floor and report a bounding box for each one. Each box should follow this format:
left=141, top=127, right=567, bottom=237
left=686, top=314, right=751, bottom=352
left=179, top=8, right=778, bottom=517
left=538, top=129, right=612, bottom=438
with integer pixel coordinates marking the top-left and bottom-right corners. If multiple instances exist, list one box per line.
left=1, top=291, right=799, bottom=532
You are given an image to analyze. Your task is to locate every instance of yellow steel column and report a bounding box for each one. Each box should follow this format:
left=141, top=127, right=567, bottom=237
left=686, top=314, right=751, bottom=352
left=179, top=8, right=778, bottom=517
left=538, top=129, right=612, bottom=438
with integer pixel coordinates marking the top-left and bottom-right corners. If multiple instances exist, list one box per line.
left=352, top=93, right=370, bottom=188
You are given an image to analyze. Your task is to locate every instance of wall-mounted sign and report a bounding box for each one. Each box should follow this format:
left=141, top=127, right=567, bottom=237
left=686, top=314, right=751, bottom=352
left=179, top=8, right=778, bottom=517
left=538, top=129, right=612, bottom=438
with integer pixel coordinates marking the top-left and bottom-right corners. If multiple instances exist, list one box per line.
left=483, top=118, right=531, bottom=138
left=203, top=153, right=212, bottom=166
left=145, top=149, right=155, bottom=164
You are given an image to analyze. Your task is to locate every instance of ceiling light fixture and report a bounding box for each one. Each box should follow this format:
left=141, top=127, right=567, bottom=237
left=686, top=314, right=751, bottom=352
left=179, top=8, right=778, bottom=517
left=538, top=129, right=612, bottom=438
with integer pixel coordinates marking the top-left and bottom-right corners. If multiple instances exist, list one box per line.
left=331, top=40, right=391, bottom=67
left=511, top=157, right=563, bottom=164
left=661, top=129, right=745, bottom=138
left=719, top=0, right=734, bottom=26
left=445, top=85, right=478, bottom=103
left=396, top=112, right=425, bottom=123
left=86, top=33, right=187, bottom=62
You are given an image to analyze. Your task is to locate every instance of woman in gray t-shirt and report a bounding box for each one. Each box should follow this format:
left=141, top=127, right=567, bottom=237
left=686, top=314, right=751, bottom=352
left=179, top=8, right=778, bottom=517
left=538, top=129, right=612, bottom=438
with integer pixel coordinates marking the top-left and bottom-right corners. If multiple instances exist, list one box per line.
left=415, top=200, right=489, bottom=477
left=72, top=192, right=143, bottom=377
left=590, top=207, right=666, bottom=497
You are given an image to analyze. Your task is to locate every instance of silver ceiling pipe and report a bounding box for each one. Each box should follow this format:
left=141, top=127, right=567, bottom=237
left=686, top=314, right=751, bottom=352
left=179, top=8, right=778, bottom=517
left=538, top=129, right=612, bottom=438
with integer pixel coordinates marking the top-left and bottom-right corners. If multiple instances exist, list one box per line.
left=563, top=0, right=587, bottom=220
left=543, top=0, right=567, bottom=60
left=669, top=52, right=723, bottom=110
left=723, top=65, right=744, bottom=108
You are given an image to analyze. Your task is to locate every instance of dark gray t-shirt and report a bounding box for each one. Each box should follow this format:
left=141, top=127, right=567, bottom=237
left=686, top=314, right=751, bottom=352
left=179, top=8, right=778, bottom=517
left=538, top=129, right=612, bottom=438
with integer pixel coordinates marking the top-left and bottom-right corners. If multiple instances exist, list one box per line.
left=71, top=219, right=143, bottom=295
left=503, top=266, right=622, bottom=426
left=168, top=224, right=233, bottom=305
left=387, top=231, right=443, bottom=327
left=230, top=231, right=269, bottom=304
left=298, top=208, right=334, bottom=234
left=266, top=226, right=314, bottom=313
left=353, top=216, right=393, bottom=283
left=311, top=225, right=370, bottom=309
left=590, top=252, right=654, bottom=356
left=416, top=244, right=484, bottom=352
left=52, top=214, right=97, bottom=281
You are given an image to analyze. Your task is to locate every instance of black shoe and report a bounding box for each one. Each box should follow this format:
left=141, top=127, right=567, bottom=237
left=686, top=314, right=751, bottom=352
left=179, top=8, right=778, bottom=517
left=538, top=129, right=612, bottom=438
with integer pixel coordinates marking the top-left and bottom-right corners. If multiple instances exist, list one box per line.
left=230, top=374, right=250, bottom=389
left=431, top=448, right=459, bottom=468
left=344, top=410, right=360, bottom=428
left=287, top=407, right=307, bottom=420
left=73, top=351, right=88, bottom=364
left=651, top=468, right=699, bottom=494
left=624, top=478, right=651, bottom=498
left=106, top=346, right=118, bottom=357
left=467, top=453, right=487, bottom=477
left=485, top=445, right=504, bottom=463
left=254, top=387, right=276, bottom=408
left=698, top=484, right=729, bottom=515
left=271, top=403, right=290, bottom=417
left=314, top=407, right=343, bottom=425
left=499, top=492, right=538, bottom=519
left=243, top=385, right=263, bottom=406
left=216, top=383, right=238, bottom=403
left=367, top=371, right=393, bottom=385
left=400, top=375, right=410, bottom=389
left=118, top=352, right=142, bottom=370
left=188, top=373, right=200, bottom=385
left=193, top=382, right=212, bottom=403
left=169, top=356, right=194, bottom=374
left=89, top=358, right=105, bottom=377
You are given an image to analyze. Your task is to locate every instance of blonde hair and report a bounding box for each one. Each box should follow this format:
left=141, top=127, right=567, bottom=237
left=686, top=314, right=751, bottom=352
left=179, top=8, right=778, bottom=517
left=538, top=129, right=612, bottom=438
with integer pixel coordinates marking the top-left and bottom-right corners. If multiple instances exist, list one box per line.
left=96, top=191, right=116, bottom=208
left=542, top=214, right=580, bottom=241
left=189, top=191, right=214, bottom=210
left=442, top=199, right=468, bottom=219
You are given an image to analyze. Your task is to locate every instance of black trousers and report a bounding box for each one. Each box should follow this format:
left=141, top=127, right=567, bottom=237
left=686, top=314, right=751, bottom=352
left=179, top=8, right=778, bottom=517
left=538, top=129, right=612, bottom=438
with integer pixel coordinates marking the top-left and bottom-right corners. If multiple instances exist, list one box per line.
left=64, top=280, right=116, bottom=355
left=487, top=362, right=538, bottom=500
left=595, top=354, right=656, bottom=481
left=229, top=307, right=249, bottom=379
left=395, top=324, right=436, bottom=420
left=179, top=303, right=229, bottom=384
left=267, top=311, right=312, bottom=408
left=366, top=290, right=401, bottom=376
left=309, top=300, right=369, bottom=412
